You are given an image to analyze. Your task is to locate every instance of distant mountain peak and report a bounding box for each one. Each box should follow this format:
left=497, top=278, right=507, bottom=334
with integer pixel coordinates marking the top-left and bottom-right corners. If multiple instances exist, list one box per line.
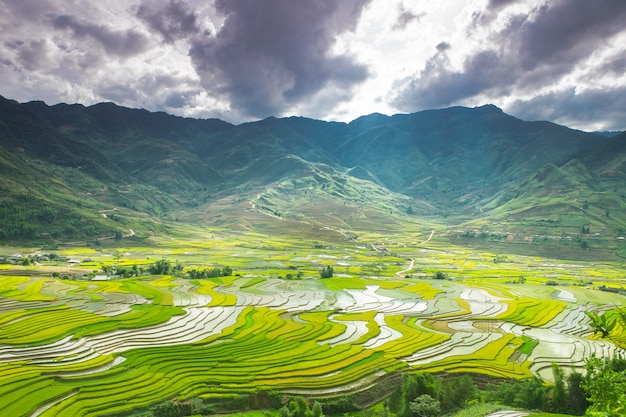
left=475, top=103, right=504, bottom=113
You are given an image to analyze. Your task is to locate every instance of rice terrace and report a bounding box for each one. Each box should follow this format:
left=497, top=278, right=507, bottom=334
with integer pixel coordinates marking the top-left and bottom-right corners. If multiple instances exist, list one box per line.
left=1, top=219, right=625, bottom=417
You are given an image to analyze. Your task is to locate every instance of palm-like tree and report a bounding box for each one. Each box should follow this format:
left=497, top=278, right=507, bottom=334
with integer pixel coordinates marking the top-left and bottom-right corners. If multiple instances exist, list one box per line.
left=585, top=310, right=617, bottom=339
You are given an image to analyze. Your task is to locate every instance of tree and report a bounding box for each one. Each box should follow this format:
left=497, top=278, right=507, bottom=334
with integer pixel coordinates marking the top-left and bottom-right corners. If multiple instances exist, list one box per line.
left=567, top=371, right=588, bottom=415
left=288, top=396, right=309, bottom=417
left=432, top=271, right=447, bottom=280
left=440, top=374, right=477, bottom=411
left=409, top=394, right=441, bottom=417
left=513, top=376, right=548, bottom=410
left=582, top=355, right=626, bottom=416
left=396, top=373, right=440, bottom=417
left=585, top=310, right=616, bottom=339
left=550, top=363, right=567, bottom=413
left=150, top=401, right=182, bottom=417
left=310, top=401, right=323, bottom=417
left=150, top=259, right=171, bottom=275
left=452, top=374, right=477, bottom=408
left=319, top=265, right=333, bottom=278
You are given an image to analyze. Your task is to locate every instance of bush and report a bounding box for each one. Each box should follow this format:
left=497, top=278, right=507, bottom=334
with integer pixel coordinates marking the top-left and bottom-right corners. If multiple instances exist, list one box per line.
left=432, top=271, right=447, bottom=280
left=319, top=265, right=333, bottom=278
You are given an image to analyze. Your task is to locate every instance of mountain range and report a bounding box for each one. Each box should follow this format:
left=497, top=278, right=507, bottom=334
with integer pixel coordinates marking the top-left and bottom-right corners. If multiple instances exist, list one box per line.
left=1, top=94, right=625, bottom=257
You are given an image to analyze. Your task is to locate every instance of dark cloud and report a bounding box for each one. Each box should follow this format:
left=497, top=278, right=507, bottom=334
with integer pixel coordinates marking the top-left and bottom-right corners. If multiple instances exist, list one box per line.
left=17, top=39, right=50, bottom=71
left=600, top=52, right=626, bottom=76
left=0, top=0, right=59, bottom=20
left=393, top=4, right=424, bottom=31
left=435, top=42, right=451, bottom=53
left=164, top=93, right=190, bottom=108
left=137, top=0, right=200, bottom=43
left=98, top=71, right=198, bottom=107
left=392, top=48, right=515, bottom=110
left=393, top=0, right=626, bottom=116
left=48, top=14, right=149, bottom=58
left=508, top=87, right=626, bottom=131
left=513, top=0, right=626, bottom=70
left=189, top=0, right=371, bottom=119
left=486, top=0, right=519, bottom=11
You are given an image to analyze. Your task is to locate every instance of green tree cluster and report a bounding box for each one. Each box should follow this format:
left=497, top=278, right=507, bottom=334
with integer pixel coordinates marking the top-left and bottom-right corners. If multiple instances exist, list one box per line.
left=148, top=259, right=183, bottom=276
left=484, top=359, right=626, bottom=416
left=146, top=401, right=192, bottom=417
left=278, top=396, right=323, bottom=417
left=388, top=373, right=477, bottom=417
left=582, top=355, right=626, bottom=416
left=101, top=263, right=141, bottom=278
left=319, top=265, right=333, bottom=278
left=432, top=271, right=447, bottom=280
left=187, top=266, right=233, bottom=279
left=408, top=394, right=440, bottom=417
left=149, top=259, right=172, bottom=275
left=0, top=196, right=109, bottom=240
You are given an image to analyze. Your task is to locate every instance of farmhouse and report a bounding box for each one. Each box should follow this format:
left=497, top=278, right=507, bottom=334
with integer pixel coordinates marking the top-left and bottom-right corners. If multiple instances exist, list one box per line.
left=91, top=275, right=112, bottom=281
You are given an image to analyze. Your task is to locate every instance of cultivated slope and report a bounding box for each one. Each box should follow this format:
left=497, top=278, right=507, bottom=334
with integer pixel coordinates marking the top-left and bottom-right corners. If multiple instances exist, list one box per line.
left=2, top=94, right=625, bottom=253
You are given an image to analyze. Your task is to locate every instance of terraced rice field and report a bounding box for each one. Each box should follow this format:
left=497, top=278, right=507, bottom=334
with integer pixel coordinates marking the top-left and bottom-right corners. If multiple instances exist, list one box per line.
left=0, top=241, right=625, bottom=417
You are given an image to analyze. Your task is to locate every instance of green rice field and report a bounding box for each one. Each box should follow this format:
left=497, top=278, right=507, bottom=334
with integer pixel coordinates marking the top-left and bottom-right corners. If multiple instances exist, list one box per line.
left=0, top=228, right=624, bottom=417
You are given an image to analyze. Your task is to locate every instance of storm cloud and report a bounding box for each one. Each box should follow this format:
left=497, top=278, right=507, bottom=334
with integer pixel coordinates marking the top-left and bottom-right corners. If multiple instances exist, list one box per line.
left=189, top=0, right=371, bottom=119
left=509, top=87, right=626, bottom=131
left=48, top=14, right=149, bottom=58
left=392, top=0, right=626, bottom=129
left=137, top=1, right=201, bottom=44
left=0, top=0, right=625, bottom=130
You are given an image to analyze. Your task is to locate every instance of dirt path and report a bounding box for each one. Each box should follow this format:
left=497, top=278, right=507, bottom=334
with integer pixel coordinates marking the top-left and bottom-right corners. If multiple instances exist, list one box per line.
left=421, top=229, right=435, bottom=244
left=396, top=258, right=415, bottom=277
left=248, top=188, right=283, bottom=220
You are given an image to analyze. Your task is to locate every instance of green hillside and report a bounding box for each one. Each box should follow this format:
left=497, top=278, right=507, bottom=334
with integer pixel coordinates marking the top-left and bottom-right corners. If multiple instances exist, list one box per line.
left=2, top=94, right=626, bottom=257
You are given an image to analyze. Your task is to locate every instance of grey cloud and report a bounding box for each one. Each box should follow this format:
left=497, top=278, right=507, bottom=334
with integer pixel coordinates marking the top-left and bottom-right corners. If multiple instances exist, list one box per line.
left=601, top=52, right=626, bottom=76
left=513, top=0, right=626, bottom=70
left=96, top=69, right=203, bottom=114
left=392, top=48, right=515, bottom=110
left=393, top=4, right=424, bottom=31
left=164, top=93, right=188, bottom=108
left=393, top=0, right=626, bottom=114
left=137, top=0, right=200, bottom=43
left=472, top=0, right=518, bottom=25
left=0, top=0, right=58, bottom=20
left=17, top=39, right=50, bottom=71
left=508, top=87, right=626, bottom=131
left=436, top=42, right=450, bottom=52
left=49, top=14, right=149, bottom=58
left=189, top=0, right=371, bottom=119
left=487, top=0, right=519, bottom=11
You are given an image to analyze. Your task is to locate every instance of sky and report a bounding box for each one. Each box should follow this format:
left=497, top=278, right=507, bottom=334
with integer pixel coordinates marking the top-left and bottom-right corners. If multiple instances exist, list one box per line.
left=1, top=0, right=625, bottom=131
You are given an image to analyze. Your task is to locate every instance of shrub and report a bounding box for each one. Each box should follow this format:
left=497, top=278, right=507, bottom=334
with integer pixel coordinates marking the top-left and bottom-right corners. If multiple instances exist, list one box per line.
left=319, top=265, right=333, bottom=278
left=432, top=271, right=447, bottom=280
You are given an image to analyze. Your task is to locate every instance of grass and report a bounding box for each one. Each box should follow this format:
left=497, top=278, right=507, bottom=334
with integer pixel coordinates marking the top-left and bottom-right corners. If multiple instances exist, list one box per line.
left=452, top=402, right=506, bottom=417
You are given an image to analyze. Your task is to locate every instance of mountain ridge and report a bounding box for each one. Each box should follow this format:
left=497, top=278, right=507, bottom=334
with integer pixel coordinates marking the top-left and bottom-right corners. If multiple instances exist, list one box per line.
left=2, top=94, right=625, bottom=256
